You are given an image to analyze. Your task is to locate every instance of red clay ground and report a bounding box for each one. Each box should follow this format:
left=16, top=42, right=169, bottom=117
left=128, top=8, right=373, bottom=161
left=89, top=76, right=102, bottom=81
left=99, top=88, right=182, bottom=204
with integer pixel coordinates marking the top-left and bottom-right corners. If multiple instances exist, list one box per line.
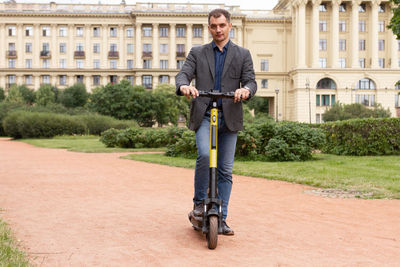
left=0, top=137, right=400, bottom=266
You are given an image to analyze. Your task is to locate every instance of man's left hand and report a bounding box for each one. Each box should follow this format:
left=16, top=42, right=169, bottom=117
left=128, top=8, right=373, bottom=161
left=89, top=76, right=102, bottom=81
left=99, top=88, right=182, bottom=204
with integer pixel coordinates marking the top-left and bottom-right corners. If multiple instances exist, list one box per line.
left=234, top=88, right=250, bottom=103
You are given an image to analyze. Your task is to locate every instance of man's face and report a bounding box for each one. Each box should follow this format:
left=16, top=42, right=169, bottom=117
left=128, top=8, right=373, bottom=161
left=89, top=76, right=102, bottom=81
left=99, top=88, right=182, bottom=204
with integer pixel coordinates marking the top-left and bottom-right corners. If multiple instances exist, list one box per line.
left=208, top=15, right=232, bottom=45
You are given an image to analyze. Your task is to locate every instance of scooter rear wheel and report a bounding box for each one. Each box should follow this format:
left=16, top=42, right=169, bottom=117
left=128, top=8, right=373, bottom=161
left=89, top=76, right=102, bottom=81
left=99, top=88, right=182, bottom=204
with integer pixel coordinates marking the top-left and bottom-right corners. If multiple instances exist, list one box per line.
left=206, top=215, right=218, bottom=249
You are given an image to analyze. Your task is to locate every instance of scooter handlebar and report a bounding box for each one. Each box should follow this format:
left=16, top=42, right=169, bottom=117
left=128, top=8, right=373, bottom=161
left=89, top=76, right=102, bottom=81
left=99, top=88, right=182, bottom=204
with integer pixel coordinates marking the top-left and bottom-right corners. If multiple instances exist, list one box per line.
left=197, top=90, right=235, bottom=99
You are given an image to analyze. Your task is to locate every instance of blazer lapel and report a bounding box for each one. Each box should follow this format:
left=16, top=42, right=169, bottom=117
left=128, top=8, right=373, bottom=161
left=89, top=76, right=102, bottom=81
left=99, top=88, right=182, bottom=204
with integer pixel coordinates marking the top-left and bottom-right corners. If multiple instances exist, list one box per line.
left=205, top=43, right=215, bottom=81
left=222, top=41, right=235, bottom=80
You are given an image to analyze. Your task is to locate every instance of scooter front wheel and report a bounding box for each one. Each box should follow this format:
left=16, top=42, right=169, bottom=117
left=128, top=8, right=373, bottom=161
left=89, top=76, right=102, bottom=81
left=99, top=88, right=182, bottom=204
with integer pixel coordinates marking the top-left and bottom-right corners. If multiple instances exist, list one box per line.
left=206, top=215, right=218, bottom=249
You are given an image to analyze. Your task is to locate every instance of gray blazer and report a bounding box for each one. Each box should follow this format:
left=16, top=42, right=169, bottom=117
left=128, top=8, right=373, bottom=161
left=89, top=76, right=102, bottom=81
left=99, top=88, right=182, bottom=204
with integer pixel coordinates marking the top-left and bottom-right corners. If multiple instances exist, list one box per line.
left=176, top=41, right=257, bottom=132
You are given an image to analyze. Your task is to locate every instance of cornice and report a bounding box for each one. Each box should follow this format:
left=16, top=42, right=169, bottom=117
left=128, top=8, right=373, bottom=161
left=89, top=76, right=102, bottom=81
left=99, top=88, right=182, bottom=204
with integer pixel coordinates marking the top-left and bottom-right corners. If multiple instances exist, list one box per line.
left=0, top=12, right=130, bottom=19
left=245, top=17, right=292, bottom=23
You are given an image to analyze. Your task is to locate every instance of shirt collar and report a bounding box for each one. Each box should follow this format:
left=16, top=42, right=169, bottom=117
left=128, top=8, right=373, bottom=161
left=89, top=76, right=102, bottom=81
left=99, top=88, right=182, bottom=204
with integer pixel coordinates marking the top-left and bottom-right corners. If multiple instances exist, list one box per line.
left=212, top=40, right=230, bottom=52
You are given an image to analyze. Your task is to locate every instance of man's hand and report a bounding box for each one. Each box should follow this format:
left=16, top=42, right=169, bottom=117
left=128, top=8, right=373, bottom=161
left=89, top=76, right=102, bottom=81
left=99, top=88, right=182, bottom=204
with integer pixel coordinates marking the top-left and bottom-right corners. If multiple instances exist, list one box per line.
left=234, top=88, right=250, bottom=103
left=180, top=85, right=199, bottom=100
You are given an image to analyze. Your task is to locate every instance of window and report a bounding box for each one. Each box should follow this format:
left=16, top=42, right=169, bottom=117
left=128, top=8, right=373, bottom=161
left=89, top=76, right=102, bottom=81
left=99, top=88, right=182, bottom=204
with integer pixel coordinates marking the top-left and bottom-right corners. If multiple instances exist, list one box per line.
left=177, top=60, right=185, bottom=69
left=25, top=26, right=33, bottom=36
left=127, top=60, right=134, bottom=69
left=59, top=59, right=66, bottom=68
left=319, top=39, right=327, bottom=51
left=359, top=58, right=365, bottom=68
left=60, top=43, right=66, bottom=53
left=339, top=20, right=346, bottom=32
left=124, top=44, right=132, bottom=54
left=229, top=28, right=235, bottom=38
left=261, top=59, right=269, bottom=71
left=8, top=59, right=16, bottom=68
left=359, top=20, right=366, bottom=32
left=160, top=60, right=168, bottom=69
left=126, top=76, right=134, bottom=85
left=160, top=26, right=168, bottom=37
left=110, top=60, right=117, bottom=69
left=76, top=43, right=84, bottom=52
left=317, top=78, right=337, bottom=89
left=319, top=4, right=327, bottom=12
left=25, top=43, right=32, bottom=53
left=59, top=27, right=67, bottom=37
left=76, top=75, right=84, bottom=84
left=359, top=4, right=366, bottom=12
left=321, top=95, right=330, bottom=106
left=93, top=43, right=100, bottom=53
left=356, top=78, right=376, bottom=89
left=379, top=39, right=385, bottom=51
left=59, top=75, right=67, bottom=85
left=395, top=94, right=399, bottom=107
left=319, top=58, right=327, bottom=68
left=143, top=26, right=152, bottom=37
left=42, top=43, right=50, bottom=52
left=143, top=44, right=152, bottom=53
left=126, top=27, right=134, bottom=38
left=25, top=59, right=32, bottom=68
left=339, top=58, right=346, bottom=68
left=159, top=75, right=169, bottom=84
left=176, top=26, right=185, bottom=37
left=398, top=40, right=400, bottom=51
left=110, top=43, right=117, bottom=52
left=316, top=113, right=321, bottom=123
left=8, top=43, right=15, bottom=51
left=42, top=26, right=50, bottom=36
left=143, top=60, right=152, bottom=69
left=261, top=79, right=268, bottom=89
left=7, top=75, right=16, bottom=85
left=316, top=95, right=320, bottom=106
left=142, top=75, right=153, bottom=89
left=93, top=59, right=100, bottom=69
left=339, top=39, right=346, bottom=51
left=8, top=26, right=16, bottom=36
left=356, top=94, right=375, bottom=106
left=110, top=27, right=117, bottom=37
left=160, top=44, right=168, bottom=54
left=42, top=75, right=50, bottom=84
left=379, top=3, right=385, bottom=13
left=93, top=27, right=100, bottom=37
left=359, top=40, right=366, bottom=51
left=339, top=3, right=346, bottom=12
left=93, top=75, right=100, bottom=85
left=378, top=21, right=385, bottom=32
left=43, top=59, right=50, bottom=68
left=76, top=27, right=83, bottom=37
left=319, top=20, right=327, bottom=32
left=379, top=58, right=385, bottom=68
left=193, top=27, right=202, bottom=38
left=76, top=59, right=84, bottom=69
left=25, top=75, right=33, bottom=85
left=177, top=44, right=185, bottom=53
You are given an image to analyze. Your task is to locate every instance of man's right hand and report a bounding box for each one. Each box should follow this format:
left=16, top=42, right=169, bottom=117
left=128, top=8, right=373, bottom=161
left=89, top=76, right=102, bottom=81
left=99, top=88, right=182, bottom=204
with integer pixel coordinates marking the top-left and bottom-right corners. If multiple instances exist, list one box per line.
left=180, top=85, right=199, bottom=100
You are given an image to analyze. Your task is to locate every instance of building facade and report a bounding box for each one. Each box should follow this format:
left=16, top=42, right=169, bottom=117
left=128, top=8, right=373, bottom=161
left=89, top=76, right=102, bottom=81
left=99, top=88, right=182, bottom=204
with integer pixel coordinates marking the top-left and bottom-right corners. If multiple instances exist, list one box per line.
left=0, top=0, right=399, bottom=122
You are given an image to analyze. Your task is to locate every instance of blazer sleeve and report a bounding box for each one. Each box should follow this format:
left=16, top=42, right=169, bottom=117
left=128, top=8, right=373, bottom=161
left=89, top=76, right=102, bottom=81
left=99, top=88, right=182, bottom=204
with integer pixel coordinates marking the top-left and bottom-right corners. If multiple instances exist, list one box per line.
left=240, top=48, right=257, bottom=98
left=175, top=47, right=197, bottom=96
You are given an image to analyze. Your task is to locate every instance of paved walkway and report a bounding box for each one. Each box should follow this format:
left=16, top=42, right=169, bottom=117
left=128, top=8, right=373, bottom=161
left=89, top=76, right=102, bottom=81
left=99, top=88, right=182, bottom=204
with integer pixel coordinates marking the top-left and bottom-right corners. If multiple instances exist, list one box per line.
left=0, top=138, right=399, bottom=266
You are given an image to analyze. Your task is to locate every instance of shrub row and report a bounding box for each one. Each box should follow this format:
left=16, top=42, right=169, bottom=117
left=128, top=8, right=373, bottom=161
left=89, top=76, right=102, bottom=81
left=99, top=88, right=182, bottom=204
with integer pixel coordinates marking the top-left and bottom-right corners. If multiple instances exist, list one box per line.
left=320, top=118, right=400, bottom=156
left=2, top=111, right=137, bottom=138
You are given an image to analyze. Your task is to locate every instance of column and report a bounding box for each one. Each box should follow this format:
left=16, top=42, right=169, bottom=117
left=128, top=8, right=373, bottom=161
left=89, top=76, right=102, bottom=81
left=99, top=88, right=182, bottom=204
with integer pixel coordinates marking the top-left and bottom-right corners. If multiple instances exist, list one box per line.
left=51, top=24, right=57, bottom=69
left=237, top=26, right=243, bottom=47
left=17, top=24, right=23, bottom=68
left=119, top=25, right=125, bottom=69
left=169, top=23, right=176, bottom=69
left=0, top=75, right=5, bottom=90
left=186, top=24, right=192, bottom=53
left=390, top=2, right=399, bottom=69
left=135, top=23, right=142, bottom=68
left=86, top=24, right=92, bottom=69
left=153, top=74, right=159, bottom=88
left=311, top=0, right=321, bottom=68
left=203, top=23, right=208, bottom=44
left=135, top=75, right=141, bottom=85
left=68, top=75, right=74, bottom=87
left=291, top=4, right=297, bottom=67
left=34, top=74, right=40, bottom=89
left=370, top=0, right=381, bottom=68
left=33, top=24, right=40, bottom=68
left=102, top=75, right=108, bottom=86
left=330, top=0, right=341, bottom=68
left=351, top=0, right=361, bottom=68
left=0, top=24, right=5, bottom=69
left=102, top=24, right=109, bottom=69
left=153, top=23, right=159, bottom=68
left=68, top=24, right=74, bottom=68
left=297, top=0, right=307, bottom=68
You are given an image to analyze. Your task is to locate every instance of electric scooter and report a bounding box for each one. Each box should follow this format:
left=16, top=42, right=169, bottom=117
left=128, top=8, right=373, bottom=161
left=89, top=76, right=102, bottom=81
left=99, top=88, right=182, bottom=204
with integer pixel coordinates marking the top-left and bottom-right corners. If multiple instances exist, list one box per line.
left=188, top=90, right=235, bottom=250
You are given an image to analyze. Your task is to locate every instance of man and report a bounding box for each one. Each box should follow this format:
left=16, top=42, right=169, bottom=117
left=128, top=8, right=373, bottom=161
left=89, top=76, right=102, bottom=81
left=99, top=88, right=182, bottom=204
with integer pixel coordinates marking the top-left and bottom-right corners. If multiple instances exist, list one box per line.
left=176, top=8, right=257, bottom=235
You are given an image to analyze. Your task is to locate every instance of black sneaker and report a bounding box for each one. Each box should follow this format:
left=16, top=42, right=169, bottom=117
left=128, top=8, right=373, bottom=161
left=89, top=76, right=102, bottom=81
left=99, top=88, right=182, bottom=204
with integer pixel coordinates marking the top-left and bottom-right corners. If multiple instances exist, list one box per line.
left=222, top=220, right=234, bottom=236
left=193, top=203, right=204, bottom=217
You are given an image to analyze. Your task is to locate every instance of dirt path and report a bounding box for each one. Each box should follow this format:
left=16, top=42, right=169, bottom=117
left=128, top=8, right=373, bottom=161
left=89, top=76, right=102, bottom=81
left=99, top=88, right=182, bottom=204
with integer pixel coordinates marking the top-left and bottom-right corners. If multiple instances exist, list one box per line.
left=0, top=138, right=399, bottom=266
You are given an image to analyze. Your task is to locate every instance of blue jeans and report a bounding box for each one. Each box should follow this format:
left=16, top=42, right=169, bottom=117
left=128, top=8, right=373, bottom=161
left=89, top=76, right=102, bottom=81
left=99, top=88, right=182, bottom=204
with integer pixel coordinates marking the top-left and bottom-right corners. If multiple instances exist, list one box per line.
left=193, top=111, right=237, bottom=220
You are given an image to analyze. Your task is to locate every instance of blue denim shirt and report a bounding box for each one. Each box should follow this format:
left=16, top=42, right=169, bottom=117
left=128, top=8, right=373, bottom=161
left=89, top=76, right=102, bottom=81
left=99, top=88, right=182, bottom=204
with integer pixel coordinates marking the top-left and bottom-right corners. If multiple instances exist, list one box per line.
left=212, top=40, right=230, bottom=107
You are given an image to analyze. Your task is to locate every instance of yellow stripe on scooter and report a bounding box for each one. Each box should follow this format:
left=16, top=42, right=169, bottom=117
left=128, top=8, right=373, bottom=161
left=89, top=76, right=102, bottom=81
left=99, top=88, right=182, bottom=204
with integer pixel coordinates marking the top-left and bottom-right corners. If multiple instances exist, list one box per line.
left=210, top=108, right=218, bottom=168
left=210, top=149, right=217, bottom=168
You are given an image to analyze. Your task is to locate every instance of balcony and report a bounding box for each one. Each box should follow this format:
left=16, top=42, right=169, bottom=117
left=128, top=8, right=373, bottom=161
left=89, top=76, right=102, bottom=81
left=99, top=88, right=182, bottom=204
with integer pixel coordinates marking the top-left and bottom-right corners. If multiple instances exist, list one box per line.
left=40, top=51, right=51, bottom=59
left=142, top=51, right=152, bottom=58
left=74, top=51, right=85, bottom=59
left=176, top=51, right=185, bottom=58
left=6, top=50, right=17, bottom=58
left=108, top=51, right=119, bottom=59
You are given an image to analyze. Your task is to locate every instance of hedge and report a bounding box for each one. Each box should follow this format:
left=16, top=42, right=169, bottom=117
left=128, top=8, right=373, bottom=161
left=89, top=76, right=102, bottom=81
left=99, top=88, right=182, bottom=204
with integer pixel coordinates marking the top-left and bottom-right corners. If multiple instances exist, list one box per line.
left=320, top=118, right=400, bottom=156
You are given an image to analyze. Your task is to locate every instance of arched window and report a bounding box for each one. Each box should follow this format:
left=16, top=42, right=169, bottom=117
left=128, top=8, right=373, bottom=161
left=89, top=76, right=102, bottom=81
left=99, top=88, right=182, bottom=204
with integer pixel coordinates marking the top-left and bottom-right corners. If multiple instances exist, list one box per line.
left=316, top=78, right=337, bottom=89
left=356, top=78, right=376, bottom=89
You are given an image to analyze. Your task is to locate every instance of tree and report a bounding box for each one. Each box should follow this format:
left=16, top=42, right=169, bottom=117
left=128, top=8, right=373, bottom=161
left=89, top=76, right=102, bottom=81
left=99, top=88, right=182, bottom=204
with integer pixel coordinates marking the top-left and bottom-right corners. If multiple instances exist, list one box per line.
left=59, top=83, right=88, bottom=108
left=5, top=85, right=24, bottom=103
left=35, top=84, right=55, bottom=106
left=388, top=0, right=400, bottom=38
left=0, top=88, right=5, bottom=102
left=245, top=96, right=269, bottom=114
left=16, top=85, right=36, bottom=104
left=323, top=102, right=391, bottom=122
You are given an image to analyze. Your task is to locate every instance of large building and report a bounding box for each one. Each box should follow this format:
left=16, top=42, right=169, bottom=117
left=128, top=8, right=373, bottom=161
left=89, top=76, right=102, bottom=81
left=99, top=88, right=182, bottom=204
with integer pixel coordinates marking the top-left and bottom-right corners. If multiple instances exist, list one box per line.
left=1, top=0, right=399, bottom=122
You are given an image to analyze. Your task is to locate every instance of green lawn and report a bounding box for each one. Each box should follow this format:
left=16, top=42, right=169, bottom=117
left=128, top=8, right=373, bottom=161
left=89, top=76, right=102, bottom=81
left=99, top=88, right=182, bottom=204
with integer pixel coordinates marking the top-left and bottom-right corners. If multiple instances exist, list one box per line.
left=19, top=136, right=400, bottom=199
left=0, top=218, right=30, bottom=267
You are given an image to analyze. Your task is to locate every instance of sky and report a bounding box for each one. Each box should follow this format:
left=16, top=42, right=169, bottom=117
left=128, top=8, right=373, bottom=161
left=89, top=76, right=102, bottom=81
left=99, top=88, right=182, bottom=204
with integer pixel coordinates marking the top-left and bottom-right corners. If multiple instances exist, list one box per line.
left=1, top=0, right=280, bottom=10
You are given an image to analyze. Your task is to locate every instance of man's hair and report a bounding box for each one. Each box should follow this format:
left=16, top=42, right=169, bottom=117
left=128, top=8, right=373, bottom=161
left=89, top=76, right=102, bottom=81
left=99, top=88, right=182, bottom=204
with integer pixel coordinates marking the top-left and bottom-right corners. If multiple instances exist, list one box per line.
left=208, top=9, right=231, bottom=25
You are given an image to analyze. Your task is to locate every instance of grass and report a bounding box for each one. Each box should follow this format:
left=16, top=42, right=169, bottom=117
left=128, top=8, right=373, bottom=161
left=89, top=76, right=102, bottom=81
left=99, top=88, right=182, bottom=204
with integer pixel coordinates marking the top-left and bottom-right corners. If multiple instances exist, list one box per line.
left=18, top=136, right=400, bottom=199
left=0, top=218, right=30, bottom=267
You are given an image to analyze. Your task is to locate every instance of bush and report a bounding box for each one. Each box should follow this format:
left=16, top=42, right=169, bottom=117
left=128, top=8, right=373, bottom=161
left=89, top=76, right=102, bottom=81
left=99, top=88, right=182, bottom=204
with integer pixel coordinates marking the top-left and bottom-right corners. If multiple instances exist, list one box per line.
left=99, top=128, right=121, bottom=147
left=36, top=84, right=55, bottom=106
left=165, top=130, right=196, bottom=157
left=76, top=114, right=137, bottom=135
left=2, top=111, right=86, bottom=138
left=0, top=87, right=5, bottom=102
left=0, top=102, right=26, bottom=136
left=323, top=102, right=391, bottom=121
left=235, top=124, right=262, bottom=159
left=59, top=83, right=88, bottom=108
left=5, top=86, right=24, bottom=103
left=321, top=118, right=400, bottom=156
